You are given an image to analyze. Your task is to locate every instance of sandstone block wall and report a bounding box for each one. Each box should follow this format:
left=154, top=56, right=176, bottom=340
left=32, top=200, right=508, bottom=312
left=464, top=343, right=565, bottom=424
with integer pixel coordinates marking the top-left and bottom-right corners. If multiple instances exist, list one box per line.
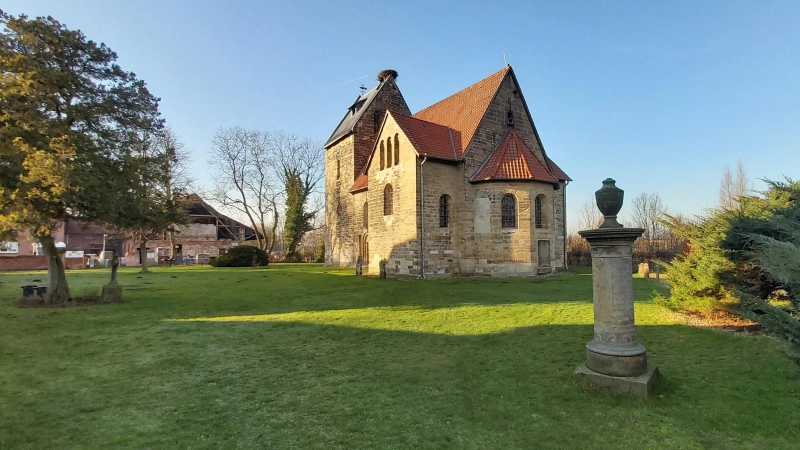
left=365, top=119, right=419, bottom=276
left=418, top=160, right=463, bottom=277
left=326, top=135, right=356, bottom=267
left=325, top=78, right=410, bottom=269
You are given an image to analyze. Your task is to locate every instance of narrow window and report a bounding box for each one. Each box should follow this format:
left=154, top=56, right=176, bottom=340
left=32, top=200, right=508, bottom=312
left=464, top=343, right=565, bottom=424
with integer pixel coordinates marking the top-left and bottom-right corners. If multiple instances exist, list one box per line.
left=380, top=142, right=385, bottom=170
left=535, top=196, right=543, bottom=229
left=374, top=111, right=381, bottom=132
left=386, top=138, right=393, bottom=168
left=336, top=159, right=340, bottom=180
left=384, top=184, right=393, bottom=215
left=363, top=202, right=369, bottom=229
left=501, top=195, right=516, bottom=228
left=439, top=195, right=450, bottom=227
left=394, top=134, right=400, bottom=165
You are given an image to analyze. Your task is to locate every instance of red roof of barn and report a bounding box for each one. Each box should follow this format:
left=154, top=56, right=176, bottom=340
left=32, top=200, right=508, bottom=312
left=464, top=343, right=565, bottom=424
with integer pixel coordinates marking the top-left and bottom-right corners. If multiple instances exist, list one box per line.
left=471, top=130, right=567, bottom=183
left=413, top=66, right=510, bottom=158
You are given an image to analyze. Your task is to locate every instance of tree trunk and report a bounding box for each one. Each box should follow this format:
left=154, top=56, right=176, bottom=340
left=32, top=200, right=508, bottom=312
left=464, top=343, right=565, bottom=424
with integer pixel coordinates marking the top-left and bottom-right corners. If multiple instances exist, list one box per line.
left=168, top=230, right=175, bottom=259
left=268, top=207, right=279, bottom=255
left=139, top=239, right=148, bottom=273
left=40, top=235, right=70, bottom=304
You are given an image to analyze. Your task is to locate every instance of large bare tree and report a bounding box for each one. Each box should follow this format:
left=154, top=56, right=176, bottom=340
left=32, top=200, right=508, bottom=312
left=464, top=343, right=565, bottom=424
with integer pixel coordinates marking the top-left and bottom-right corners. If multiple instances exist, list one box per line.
left=208, top=127, right=280, bottom=252
left=630, top=192, right=668, bottom=264
left=270, top=131, right=324, bottom=261
left=576, top=199, right=604, bottom=232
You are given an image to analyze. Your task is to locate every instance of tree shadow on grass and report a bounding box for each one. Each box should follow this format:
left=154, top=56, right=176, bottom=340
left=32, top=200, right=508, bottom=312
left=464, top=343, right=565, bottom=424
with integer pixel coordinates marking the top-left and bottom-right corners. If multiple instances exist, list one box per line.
left=151, top=319, right=800, bottom=449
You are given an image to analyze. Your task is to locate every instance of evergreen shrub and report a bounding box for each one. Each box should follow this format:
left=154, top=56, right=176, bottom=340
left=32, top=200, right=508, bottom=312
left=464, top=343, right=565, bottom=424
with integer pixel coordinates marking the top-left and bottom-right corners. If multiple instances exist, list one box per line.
left=210, top=245, right=269, bottom=267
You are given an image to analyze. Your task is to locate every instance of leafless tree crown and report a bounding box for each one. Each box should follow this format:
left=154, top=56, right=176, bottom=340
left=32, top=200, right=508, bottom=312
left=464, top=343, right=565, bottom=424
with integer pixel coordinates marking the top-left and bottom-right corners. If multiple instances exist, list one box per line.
left=207, top=127, right=324, bottom=253
left=718, top=161, right=750, bottom=211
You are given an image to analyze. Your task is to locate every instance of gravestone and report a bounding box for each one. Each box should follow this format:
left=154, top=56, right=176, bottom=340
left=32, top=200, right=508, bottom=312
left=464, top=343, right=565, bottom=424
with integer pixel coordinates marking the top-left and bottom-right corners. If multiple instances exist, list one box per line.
left=355, top=256, right=363, bottom=276
left=638, top=263, right=650, bottom=278
left=379, top=259, right=387, bottom=279
left=574, top=179, right=659, bottom=398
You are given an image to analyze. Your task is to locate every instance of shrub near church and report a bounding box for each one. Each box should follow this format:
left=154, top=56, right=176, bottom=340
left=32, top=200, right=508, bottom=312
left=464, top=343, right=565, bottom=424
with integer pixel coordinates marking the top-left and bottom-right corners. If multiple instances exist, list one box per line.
left=210, top=245, right=269, bottom=267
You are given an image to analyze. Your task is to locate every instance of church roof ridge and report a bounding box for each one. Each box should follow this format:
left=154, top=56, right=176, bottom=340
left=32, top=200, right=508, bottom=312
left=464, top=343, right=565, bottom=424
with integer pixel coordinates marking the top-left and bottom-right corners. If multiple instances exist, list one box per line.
left=412, top=66, right=511, bottom=158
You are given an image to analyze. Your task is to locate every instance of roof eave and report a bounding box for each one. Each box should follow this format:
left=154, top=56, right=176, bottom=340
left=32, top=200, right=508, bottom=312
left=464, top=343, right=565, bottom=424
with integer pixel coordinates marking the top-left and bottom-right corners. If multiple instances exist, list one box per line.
left=324, top=130, right=354, bottom=149
left=469, top=176, right=560, bottom=184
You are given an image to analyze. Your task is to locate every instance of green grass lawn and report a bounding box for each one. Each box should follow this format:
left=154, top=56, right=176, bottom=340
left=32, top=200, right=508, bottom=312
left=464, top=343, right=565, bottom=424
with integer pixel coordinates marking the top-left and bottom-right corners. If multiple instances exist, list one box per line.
left=1, top=264, right=798, bottom=449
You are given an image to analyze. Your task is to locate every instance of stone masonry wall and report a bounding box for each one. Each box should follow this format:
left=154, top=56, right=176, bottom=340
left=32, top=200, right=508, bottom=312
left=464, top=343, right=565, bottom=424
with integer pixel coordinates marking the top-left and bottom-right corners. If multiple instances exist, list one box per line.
left=325, top=77, right=410, bottom=268
left=352, top=78, right=410, bottom=182
left=418, top=159, right=463, bottom=277
left=365, top=117, right=419, bottom=276
left=325, top=135, right=356, bottom=267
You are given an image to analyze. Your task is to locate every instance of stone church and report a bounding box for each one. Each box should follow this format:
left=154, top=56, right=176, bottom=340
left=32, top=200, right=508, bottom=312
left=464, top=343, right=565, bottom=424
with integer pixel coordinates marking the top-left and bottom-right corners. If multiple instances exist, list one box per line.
left=324, top=66, right=571, bottom=277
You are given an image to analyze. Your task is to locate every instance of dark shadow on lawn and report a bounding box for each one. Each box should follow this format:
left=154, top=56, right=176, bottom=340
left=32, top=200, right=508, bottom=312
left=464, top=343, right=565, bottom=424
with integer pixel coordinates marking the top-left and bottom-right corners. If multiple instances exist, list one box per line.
left=159, top=319, right=800, bottom=447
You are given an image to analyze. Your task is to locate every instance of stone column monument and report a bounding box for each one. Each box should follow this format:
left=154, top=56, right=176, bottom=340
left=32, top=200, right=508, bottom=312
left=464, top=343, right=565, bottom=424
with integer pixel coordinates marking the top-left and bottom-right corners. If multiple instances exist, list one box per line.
left=101, top=239, right=123, bottom=303
left=573, top=178, right=659, bottom=398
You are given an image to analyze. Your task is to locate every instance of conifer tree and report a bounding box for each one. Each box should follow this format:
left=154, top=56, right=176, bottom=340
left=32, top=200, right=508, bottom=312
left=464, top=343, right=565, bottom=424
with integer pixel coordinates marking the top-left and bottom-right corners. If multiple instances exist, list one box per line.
left=0, top=11, right=163, bottom=302
left=660, top=178, right=800, bottom=344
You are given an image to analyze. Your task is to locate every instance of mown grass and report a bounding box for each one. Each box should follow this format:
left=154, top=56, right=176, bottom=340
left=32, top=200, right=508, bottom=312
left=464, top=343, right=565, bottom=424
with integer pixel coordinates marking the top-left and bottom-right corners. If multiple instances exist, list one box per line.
left=1, top=264, right=798, bottom=449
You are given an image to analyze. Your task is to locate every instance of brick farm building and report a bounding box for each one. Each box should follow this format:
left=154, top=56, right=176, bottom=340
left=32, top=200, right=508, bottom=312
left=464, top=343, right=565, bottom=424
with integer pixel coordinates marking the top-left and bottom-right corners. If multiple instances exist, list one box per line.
left=324, top=66, right=571, bottom=277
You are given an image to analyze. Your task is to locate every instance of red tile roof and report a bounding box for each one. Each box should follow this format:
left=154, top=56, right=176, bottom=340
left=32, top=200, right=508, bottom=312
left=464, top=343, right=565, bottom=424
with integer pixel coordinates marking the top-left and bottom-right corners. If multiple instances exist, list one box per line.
left=413, top=66, right=510, bottom=158
left=545, top=157, right=572, bottom=181
left=471, top=130, right=564, bottom=183
left=390, top=112, right=457, bottom=160
left=349, top=173, right=368, bottom=192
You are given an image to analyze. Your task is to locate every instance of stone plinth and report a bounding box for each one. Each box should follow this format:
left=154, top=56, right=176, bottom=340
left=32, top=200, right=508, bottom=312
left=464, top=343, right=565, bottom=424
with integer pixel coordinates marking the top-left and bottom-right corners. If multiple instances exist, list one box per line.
left=576, top=226, right=658, bottom=398
left=101, top=282, right=123, bottom=303
left=574, top=363, right=659, bottom=399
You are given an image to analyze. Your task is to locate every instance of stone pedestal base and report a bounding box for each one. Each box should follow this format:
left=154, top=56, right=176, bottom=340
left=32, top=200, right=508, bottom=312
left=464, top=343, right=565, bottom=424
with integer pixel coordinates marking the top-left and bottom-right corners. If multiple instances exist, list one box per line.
left=574, top=363, right=658, bottom=399
left=101, top=283, right=123, bottom=303
left=586, top=349, right=648, bottom=377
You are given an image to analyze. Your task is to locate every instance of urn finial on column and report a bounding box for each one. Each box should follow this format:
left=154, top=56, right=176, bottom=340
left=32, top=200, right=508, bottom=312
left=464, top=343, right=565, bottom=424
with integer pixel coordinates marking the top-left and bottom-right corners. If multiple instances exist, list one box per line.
left=595, top=178, right=624, bottom=228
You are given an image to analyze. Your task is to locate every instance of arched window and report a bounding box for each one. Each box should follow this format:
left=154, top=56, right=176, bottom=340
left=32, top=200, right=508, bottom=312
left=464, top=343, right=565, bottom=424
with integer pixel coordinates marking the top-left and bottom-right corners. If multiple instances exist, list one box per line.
left=363, top=202, right=369, bottom=229
left=439, top=195, right=450, bottom=227
left=379, top=142, right=385, bottom=170
left=501, top=194, right=516, bottom=228
left=386, top=138, right=393, bottom=168
left=534, top=195, right=543, bottom=229
left=383, top=184, right=393, bottom=215
left=394, top=134, right=400, bottom=165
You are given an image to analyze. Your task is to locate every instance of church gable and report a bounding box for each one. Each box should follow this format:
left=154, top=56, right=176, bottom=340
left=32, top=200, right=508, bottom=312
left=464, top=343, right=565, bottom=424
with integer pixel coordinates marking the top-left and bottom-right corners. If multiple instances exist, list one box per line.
left=462, top=69, right=551, bottom=176
left=413, top=67, right=509, bottom=158
left=351, top=110, right=457, bottom=193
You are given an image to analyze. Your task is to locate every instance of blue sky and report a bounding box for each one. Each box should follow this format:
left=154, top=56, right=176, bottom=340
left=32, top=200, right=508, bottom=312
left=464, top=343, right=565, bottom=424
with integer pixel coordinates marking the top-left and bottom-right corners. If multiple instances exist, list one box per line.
left=6, top=1, right=800, bottom=226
